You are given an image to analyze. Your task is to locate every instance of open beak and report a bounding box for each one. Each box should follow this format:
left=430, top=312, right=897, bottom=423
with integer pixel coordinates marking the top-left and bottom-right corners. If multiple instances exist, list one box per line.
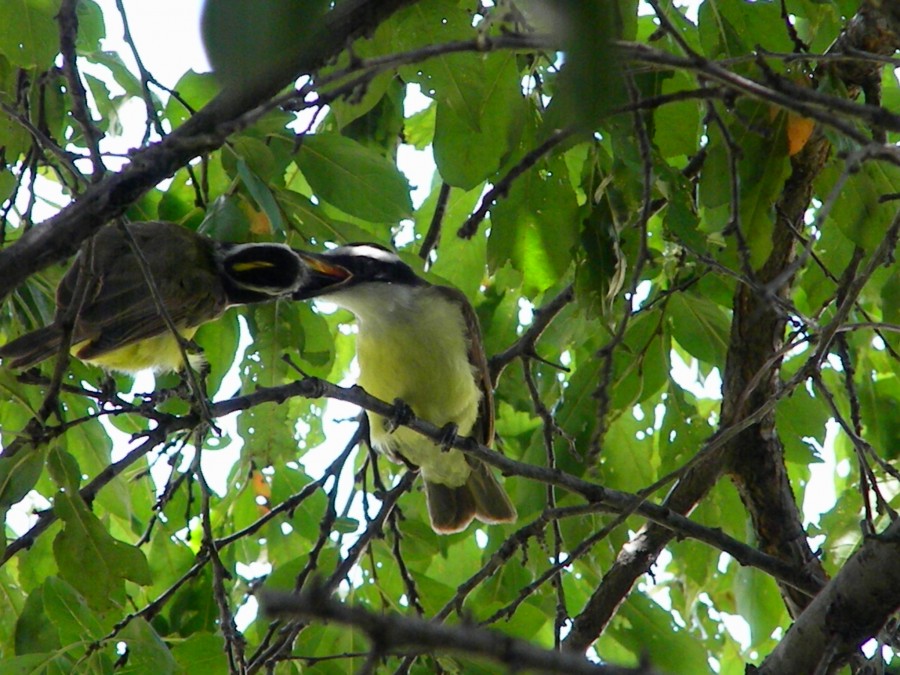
left=293, top=251, right=353, bottom=299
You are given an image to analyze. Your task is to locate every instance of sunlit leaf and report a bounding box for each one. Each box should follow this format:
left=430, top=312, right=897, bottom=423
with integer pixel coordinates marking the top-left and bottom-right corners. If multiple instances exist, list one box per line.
left=296, top=134, right=413, bottom=223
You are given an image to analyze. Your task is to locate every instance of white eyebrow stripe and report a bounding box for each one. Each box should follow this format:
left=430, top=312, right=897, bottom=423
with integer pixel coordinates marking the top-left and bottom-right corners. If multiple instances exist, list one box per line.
left=334, top=245, right=400, bottom=263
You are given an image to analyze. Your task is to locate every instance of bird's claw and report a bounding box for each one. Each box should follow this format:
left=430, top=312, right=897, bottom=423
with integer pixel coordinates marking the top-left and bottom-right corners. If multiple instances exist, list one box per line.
left=386, top=398, right=414, bottom=434
left=438, top=422, right=458, bottom=452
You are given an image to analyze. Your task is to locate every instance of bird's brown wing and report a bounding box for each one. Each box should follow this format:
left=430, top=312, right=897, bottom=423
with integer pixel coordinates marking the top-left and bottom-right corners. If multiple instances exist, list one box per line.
left=63, top=222, right=227, bottom=358
left=431, top=286, right=516, bottom=528
left=434, top=285, right=494, bottom=446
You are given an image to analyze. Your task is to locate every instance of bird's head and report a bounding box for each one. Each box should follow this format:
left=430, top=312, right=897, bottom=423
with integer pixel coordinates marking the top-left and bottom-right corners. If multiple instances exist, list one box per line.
left=293, top=243, right=423, bottom=301
left=219, top=242, right=311, bottom=303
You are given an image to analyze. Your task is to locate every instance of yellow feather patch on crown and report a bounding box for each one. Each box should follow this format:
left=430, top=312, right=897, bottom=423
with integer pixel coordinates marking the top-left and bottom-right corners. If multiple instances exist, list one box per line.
left=231, top=260, right=275, bottom=271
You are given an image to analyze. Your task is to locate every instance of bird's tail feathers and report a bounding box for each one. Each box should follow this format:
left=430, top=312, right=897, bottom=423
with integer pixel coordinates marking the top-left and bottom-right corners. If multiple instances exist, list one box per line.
left=424, top=480, right=477, bottom=535
left=466, top=459, right=517, bottom=525
left=424, top=460, right=516, bottom=534
left=0, top=325, right=65, bottom=369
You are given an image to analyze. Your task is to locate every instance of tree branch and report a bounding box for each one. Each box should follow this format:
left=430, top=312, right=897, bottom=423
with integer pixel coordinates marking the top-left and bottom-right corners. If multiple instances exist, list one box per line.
left=756, top=517, right=900, bottom=674
left=260, top=585, right=663, bottom=675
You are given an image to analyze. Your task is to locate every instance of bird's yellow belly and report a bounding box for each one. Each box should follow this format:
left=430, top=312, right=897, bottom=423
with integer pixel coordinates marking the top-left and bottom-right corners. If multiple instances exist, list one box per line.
left=357, top=322, right=480, bottom=487
left=74, top=327, right=200, bottom=373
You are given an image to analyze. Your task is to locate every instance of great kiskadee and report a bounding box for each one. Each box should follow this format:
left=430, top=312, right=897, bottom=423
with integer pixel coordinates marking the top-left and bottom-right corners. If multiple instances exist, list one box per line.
left=0, top=220, right=307, bottom=373
left=294, top=244, right=517, bottom=534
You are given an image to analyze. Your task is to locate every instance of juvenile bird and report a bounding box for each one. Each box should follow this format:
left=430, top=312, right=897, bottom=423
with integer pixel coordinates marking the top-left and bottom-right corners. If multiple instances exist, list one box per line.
left=0, top=220, right=307, bottom=373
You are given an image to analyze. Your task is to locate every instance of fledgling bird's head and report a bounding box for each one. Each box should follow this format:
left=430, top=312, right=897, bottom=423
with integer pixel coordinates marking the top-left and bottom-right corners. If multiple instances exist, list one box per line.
left=217, top=242, right=310, bottom=304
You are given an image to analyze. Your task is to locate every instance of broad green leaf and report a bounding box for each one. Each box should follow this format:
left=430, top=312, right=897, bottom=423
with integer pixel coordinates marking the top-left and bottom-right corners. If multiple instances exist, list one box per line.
left=0, top=446, right=45, bottom=507
left=0, top=565, right=24, bottom=653
left=421, top=185, right=486, bottom=298
left=404, top=101, right=436, bottom=150
left=163, top=71, right=220, bottom=129
left=237, top=302, right=305, bottom=465
left=0, top=96, right=31, bottom=162
left=393, top=0, right=484, bottom=130
left=432, top=52, right=522, bottom=190
left=201, top=0, right=328, bottom=88
left=118, top=619, right=177, bottom=675
left=735, top=566, right=788, bottom=648
left=75, top=0, right=106, bottom=54
left=46, top=445, right=81, bottom=492
left=83, top=74, right=118, bottom=136
left=701, top=0, right=796, bottom=56
left=235, top=155, right=285, bottom=234
left=14, top=586, right=60, bottom=655
left=489, top=156, right=579, bottom=294
left=538, top=1, right=628, bottom=131
left=42, top=576, right=105, bottom=647
left=194, top=309, right=241, bottom=396
left=87, top=51, right=145, bottom=100
left=296, top=134, right=413, bottom=223
left=171, top=632, right=228, bottom=675
left=655, top=71, right=702, bottom=159
left=0, top=653, right=76, bottom=674
left=601, top=593, right=708, bottom=672
left=667, top=292, right=730, bottom=367
left=0, top=0, right=57, bottom=68
left=827, top=161, right=900, bottom=251
left=278, top=187, right=346, bottom=243
left=776, top=386, right=828, bottom=464
left=52, top=492, right=152, bottom=608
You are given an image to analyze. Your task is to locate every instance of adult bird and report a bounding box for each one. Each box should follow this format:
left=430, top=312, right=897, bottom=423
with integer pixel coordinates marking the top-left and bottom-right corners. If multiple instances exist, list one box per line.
left=294, top=243, right=517, bottom=534
left=0, top=220, right=307, bottom=373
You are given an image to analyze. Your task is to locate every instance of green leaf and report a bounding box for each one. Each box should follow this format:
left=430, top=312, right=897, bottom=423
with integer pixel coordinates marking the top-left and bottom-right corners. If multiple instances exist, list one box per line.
left=118, top=618, right=177, bottom=675
left=432, top=52, right=522, bottom=190
left=171, top=632, right=228, bottom=675
left=0, top=565, right=24, bottom=653
left=235, top=155, right=285, bottom=234
left=83, top=74, right=118, bottom=136
left=699, top=0, right=797, bottom=58
left=14, top=586, right=61, bottom=655
left=538, top=1, right=629, bottom=131
left=0, top=653, right=76, bottom=674
left=404, top=102, right=436, bottom=150
left=194, top=309, right=241, bottom=396
left=0, top=97, right=31, bottom=163
left=776, top=386, right=828, bottom=464
left=419, top=185, right=486, bottom=298
left=601, top=593, right=708, bottom=672
left=163, top=71, right=220, bottom=129
left=42, top=576, right=105, bottom=647
left=75, top=0, right=106, bottom=54
left=52, top=492, right=152, bottom=609
left=655, top=71, right=702, bottom=159
left=296, top=134, right=413, bottom=223
left=827, top=161, right=900, bottom=251
left=667, top=292, right=730, bottom=367
left=237, top=302, right=307, bottom=465
left=87, top=51, right=146, bottom=100
left=201, top=0, right=328, bottom=88
left=0, top=0, right=57, bottom=68
left=393, top=0, right=484, bottom=130
left=46, top=444, right=81, bottom=492
left=277, top=188, right=345, bottom=243
left=0, top=446, right=46, bottom=507
left=489, top=156, right=579, bottom=294
left=735, top=565, right=788, bottom=648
